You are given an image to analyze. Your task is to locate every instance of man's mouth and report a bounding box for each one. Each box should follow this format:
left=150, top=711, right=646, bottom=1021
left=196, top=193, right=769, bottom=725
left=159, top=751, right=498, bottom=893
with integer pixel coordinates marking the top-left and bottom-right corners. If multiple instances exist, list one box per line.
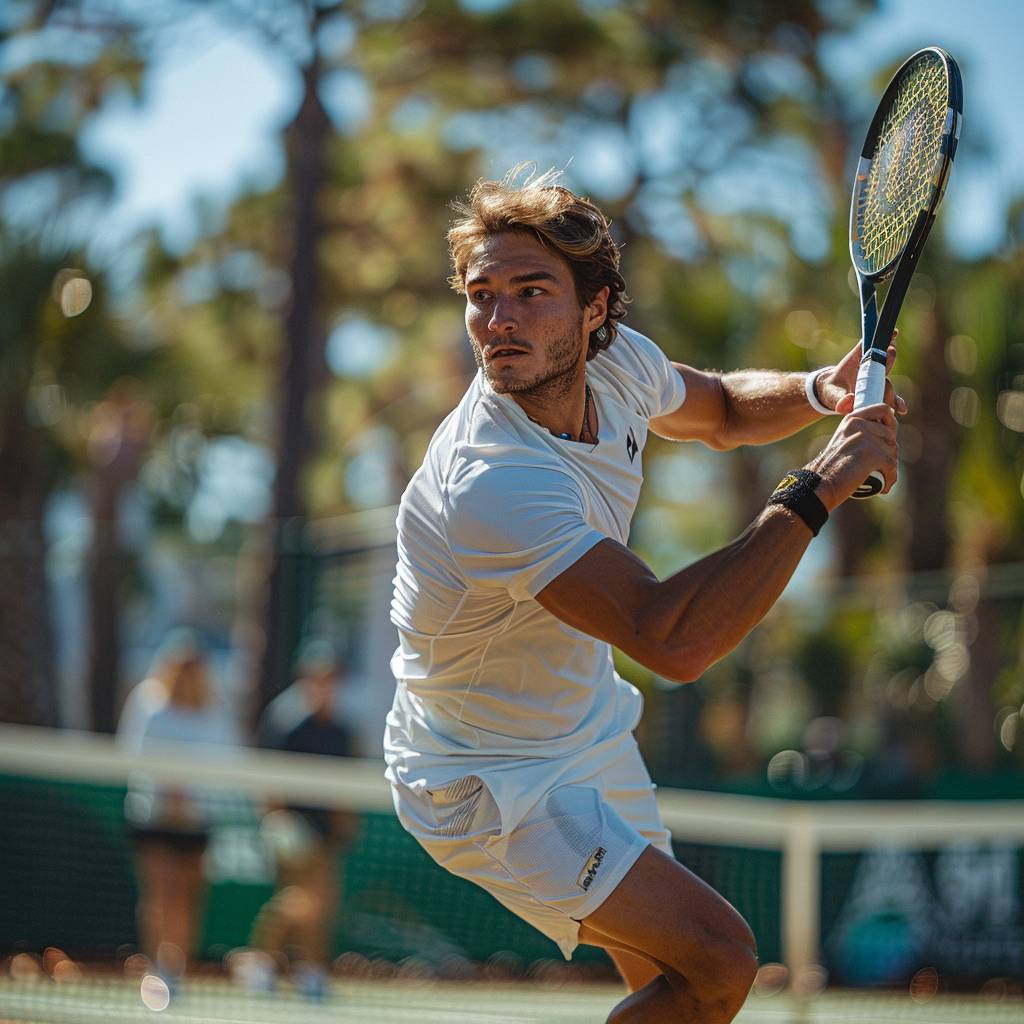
left=485, top=345, right=530, bottom=362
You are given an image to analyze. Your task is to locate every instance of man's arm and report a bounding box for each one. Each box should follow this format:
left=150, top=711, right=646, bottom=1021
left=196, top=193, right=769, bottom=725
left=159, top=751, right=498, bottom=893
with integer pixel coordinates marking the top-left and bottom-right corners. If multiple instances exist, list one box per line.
left=650, top=365, right=819, bottom=449
left=651, top=337, right=903, bottom=449
left=536, top=509, right=812, bottom=682
left=537, top=400, right=899, bottom=682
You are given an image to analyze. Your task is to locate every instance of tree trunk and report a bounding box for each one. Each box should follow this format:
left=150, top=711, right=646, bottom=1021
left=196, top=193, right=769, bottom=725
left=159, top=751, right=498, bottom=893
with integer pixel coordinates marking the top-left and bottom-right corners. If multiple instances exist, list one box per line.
left=833, top=500, right=874, bottom=578
left=257, top=51, right=331, bottom=719
left=84, top=388, right=152, bottom=733
left=0, top=403, right=58, bottom=726
left=958, top=579, right=999, bottom=772
left=730, top=446, right=767, bottom=531
left=86, top=518, right=123, bottom=733
left=904, top=302, right=954, bottom=573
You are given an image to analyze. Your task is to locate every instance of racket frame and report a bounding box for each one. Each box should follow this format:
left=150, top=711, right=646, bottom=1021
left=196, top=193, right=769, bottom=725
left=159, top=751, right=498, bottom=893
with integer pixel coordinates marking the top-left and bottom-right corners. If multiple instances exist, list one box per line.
left=848, top=46, right=963, bottom=498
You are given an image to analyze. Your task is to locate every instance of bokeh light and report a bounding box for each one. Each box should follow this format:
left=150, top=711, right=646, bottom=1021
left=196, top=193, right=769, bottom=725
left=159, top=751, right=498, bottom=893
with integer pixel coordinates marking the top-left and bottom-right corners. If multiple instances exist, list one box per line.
left=139, top=973, right=171, bottom=1012
left=52, top=268, right=93, bottom=317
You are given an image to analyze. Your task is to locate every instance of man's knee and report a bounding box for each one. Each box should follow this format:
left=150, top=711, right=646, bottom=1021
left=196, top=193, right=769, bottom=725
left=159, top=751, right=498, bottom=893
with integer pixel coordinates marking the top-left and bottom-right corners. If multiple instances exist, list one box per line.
left=696, top=937, right=761, bottom=1019
left=711, top=937, right=757, bottom=1014
left=605, top=942, right=756, bottom=1024
left=733, top=913, right=758, bottom=959
left=692, top=899, right=757, bottom=981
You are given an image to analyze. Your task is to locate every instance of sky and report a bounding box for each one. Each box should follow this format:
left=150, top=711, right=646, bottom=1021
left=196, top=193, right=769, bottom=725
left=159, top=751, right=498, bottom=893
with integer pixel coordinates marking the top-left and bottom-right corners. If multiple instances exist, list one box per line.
left=821, top=0, right=1024, bottom=258
left=80, top=18, right=296, bottom=255
left=77, top=0, right=1024, bottom=262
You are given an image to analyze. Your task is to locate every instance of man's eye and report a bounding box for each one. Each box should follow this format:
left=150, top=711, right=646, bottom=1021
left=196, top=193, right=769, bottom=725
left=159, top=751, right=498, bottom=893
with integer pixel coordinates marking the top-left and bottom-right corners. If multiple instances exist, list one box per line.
left=521, top=287, right=544, bottom=297
left=471, top=290, right=492, bottom=302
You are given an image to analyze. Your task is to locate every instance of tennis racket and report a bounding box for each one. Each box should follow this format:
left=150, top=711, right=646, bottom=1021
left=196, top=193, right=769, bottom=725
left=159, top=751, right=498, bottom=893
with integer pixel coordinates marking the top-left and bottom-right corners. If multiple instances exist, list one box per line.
left=849, top=46, right=962, bottom=498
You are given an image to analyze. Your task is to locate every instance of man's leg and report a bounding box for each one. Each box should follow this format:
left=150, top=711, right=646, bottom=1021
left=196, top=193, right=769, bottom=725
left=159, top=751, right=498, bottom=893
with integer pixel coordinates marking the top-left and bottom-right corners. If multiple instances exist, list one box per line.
left=580, top=845, right=757, bottom=1024
left=295, top=844, right=339, bottom=966
left=604, top=948, right=662, bottom=992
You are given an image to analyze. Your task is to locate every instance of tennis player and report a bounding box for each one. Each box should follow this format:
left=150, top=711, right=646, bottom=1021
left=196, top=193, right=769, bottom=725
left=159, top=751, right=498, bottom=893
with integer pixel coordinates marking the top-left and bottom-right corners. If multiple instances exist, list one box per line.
left=384, top=168, right=900, bottom=1023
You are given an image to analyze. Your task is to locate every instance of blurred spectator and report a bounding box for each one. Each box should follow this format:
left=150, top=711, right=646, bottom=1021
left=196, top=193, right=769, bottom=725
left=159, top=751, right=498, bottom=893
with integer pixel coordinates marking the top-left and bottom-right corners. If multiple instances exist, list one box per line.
left=246, top=639, right=359, bottom=999
left=116, top=629, right=241, bottom=989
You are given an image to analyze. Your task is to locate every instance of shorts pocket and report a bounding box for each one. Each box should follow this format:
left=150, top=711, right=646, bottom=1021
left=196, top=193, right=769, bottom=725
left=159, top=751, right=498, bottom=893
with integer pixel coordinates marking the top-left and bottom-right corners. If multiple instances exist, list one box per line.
left=423, top=775, right=501, bottom=841
left=480, top=785, right=634, bottom=914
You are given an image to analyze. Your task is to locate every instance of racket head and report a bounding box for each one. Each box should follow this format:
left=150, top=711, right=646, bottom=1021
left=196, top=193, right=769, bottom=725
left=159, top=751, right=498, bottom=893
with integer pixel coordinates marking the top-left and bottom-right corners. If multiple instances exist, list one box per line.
left=849, top=47, right=963, bottom=282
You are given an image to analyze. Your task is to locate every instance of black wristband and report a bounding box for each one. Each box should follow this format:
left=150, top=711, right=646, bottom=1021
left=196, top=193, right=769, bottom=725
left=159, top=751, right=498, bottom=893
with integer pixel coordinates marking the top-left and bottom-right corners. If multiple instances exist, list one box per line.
left=767, top=469, right=828, bottom=536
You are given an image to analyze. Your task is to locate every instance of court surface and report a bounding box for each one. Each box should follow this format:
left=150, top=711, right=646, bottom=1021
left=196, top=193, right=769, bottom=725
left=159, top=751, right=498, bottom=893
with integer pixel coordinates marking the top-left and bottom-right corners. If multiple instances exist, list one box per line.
left=2, top=979, right=1023, bottom=1024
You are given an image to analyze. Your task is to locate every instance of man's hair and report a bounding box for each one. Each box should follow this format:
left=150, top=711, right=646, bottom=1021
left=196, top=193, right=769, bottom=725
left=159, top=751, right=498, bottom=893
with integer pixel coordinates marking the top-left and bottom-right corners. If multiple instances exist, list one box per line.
left=447, top=165, right=628, bottom=359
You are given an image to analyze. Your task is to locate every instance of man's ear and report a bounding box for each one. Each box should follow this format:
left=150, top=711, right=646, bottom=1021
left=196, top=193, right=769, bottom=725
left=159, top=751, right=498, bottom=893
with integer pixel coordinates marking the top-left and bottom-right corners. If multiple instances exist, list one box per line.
left=584, top=286, right=609, bottom=334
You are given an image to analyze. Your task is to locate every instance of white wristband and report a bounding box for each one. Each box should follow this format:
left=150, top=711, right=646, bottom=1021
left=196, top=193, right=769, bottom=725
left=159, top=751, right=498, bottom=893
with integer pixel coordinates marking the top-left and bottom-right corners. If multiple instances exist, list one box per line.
left=805, top=367, right=835, bottom=415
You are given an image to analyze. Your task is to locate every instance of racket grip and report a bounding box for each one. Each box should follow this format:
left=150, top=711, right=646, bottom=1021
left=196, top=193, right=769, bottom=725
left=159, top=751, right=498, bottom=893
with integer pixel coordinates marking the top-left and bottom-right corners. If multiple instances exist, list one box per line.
left=853, top=352, right=886, bottom=411
left=851, top=354, right=888, bottom=500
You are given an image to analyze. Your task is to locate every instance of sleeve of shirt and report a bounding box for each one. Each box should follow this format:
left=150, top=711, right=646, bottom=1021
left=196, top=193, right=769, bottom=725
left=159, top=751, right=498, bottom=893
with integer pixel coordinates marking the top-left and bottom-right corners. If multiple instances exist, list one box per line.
left=444, top=458, right=605, bottom=602
left=613, top=325, right=687, bottom=419
left=115, top=680, right=158, bottom=753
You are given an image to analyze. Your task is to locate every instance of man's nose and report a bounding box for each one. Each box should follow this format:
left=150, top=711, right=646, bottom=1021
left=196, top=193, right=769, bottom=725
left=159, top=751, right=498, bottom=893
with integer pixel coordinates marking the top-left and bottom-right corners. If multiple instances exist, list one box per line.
left=488, top=297, right=518, bottom=334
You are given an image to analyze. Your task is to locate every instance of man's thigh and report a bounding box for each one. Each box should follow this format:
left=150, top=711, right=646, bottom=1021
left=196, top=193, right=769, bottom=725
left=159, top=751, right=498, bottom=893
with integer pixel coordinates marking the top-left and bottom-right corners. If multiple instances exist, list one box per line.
left=601, top=946, right=665, bottom=993
left=580, top=844, right=756, bottom=977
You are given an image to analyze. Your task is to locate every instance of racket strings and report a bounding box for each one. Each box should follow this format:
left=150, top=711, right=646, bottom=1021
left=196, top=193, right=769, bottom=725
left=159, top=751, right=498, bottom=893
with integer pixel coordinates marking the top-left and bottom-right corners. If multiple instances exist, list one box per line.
left=857, top=54, right=949, bottom=275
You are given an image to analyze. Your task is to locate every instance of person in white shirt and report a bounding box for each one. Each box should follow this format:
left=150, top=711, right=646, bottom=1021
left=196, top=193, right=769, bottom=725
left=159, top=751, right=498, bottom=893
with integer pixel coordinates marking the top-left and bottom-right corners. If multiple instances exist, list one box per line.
left=117, top=629, right=241, bottom=988
left=385, top=167, right=901, bottom=1024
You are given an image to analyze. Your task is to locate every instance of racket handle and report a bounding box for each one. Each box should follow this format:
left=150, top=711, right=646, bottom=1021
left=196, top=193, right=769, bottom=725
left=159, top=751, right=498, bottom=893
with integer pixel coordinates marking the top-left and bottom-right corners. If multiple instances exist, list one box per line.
left=851, top=354, right=887, bottom=499
left=853, top=351, right=886, bottom=410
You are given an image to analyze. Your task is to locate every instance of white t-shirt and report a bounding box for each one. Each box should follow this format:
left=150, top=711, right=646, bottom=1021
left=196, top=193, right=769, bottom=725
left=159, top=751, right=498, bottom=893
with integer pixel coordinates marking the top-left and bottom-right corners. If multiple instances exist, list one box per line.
left=384, top=325, right=685, bottom=826
left=117, top=680, right=242, bottom=830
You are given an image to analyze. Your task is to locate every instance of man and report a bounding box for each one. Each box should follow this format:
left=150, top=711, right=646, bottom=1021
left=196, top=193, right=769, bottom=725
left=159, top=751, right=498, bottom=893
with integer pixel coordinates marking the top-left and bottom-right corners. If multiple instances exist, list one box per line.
left=384, top=168, right=900, bottom=1023
left=248, top=640, right=358, bottom=999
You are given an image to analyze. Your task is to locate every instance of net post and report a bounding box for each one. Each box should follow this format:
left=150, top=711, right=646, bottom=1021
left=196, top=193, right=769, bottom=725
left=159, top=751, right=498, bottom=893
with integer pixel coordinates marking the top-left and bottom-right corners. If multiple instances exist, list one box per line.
left=781, top=806, right=820, bottom=988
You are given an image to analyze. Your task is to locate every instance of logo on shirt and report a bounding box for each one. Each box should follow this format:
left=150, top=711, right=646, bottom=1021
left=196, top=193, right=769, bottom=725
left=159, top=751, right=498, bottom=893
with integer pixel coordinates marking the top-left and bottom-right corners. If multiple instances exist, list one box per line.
left=577, top=846, right=608, bottom=891
left=625, top=427, right=638, bottom=463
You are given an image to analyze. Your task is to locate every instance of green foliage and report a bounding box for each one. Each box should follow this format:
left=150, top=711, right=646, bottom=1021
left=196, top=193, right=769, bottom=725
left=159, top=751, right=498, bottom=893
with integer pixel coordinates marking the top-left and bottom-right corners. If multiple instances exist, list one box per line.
left=6, top=0, right=1023, bottom=782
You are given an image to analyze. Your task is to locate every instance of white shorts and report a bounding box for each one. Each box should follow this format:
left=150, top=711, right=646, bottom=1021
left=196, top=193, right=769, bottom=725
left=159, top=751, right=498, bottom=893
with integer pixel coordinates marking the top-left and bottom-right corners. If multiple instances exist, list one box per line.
left=392, top=736, right=672, bottom=959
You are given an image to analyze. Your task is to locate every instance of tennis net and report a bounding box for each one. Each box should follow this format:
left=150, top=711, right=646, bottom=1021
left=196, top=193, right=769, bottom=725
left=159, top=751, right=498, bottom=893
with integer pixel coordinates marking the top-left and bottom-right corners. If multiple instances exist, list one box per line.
left=1, top=724, right=1022, bottom=1024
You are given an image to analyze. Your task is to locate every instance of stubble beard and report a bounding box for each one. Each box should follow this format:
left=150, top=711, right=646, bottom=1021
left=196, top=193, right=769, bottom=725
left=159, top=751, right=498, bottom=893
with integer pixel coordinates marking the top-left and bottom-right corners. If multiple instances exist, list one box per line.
left=476, top=316, right=584, bottom=402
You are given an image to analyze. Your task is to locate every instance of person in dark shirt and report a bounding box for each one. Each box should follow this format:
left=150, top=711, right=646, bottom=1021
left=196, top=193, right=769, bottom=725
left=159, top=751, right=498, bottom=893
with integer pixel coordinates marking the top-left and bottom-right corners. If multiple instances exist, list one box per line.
left=247, top=640, right=359, bottom=999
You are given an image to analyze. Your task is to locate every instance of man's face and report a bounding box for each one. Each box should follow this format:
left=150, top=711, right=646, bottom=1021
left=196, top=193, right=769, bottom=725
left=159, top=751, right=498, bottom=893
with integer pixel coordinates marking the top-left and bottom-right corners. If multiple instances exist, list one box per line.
left=463, top=232, right=592, bottom=397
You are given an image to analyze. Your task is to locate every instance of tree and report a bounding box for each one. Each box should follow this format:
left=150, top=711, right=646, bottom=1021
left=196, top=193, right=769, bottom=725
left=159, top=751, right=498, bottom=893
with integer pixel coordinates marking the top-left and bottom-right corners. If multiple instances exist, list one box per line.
left=126, top=0, right=887, bottom=706
left=101, top=1, right=1024, bottom=787
left=0, top=4, right=154, bottom=728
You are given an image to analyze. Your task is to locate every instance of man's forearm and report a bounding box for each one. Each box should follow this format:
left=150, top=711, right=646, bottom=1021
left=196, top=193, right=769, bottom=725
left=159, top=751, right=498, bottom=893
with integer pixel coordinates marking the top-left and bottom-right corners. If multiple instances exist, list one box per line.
left=646, top=504, right=813, bottom=680
left=541, top=395, right=896, bottom=686
left=535, top=504, right=815, bottom=684
left=719, top=369, right=825, bottom=446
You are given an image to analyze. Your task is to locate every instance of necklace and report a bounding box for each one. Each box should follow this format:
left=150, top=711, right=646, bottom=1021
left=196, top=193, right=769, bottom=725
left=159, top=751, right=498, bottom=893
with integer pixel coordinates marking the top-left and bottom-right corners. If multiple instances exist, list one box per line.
left=529, top=383, right=592, bottom=443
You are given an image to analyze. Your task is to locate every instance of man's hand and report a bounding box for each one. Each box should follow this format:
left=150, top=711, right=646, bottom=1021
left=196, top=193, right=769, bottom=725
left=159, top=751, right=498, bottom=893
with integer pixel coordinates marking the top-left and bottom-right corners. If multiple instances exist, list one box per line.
left=813, top=331, right=907, bottom=415
left=808, top=399, right=899, bottom=510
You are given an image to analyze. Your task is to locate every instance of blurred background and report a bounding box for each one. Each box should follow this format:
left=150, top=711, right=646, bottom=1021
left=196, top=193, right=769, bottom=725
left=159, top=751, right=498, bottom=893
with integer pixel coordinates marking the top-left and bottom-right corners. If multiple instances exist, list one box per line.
left=2, top=0, right=1023, bottom=1016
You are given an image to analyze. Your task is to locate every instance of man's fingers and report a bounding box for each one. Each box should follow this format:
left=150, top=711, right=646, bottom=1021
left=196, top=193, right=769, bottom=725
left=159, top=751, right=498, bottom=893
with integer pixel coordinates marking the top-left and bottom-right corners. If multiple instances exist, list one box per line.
left=883, top=379, right=908, bottom=415
left=883, top=328, right=899, bottom=376
left=847, top=401, right=897, bottom=426
left=882, top=449, right=899, bottom=492
left=854, top=420, right=899, bottom=455
left=865, top=433, right=899, bottom=493
left=817, top=397, right=900, bottom=500
left=835, top=392, right=855, bottom=415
